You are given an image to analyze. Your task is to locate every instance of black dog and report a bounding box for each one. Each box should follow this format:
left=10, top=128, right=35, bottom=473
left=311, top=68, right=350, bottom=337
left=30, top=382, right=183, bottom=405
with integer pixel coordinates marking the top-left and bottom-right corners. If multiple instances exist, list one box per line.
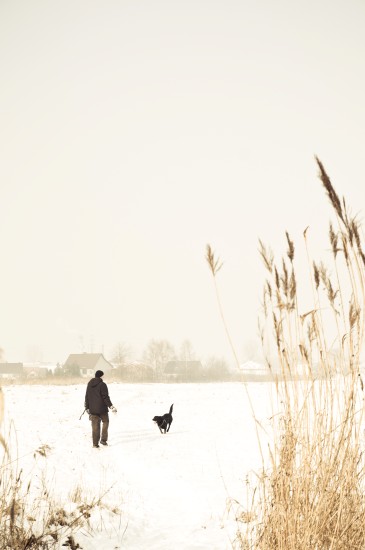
left=152, top=404, right=173, bottom=434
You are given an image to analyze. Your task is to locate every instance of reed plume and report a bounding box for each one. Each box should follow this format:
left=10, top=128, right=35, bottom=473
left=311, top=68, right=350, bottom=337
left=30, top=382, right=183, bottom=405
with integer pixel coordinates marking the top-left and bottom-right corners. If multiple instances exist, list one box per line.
left=234, top=158, right=365, bottom=549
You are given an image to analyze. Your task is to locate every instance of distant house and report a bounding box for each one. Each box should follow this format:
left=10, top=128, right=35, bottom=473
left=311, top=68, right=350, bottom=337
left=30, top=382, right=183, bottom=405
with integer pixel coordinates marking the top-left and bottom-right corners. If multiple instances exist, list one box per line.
left=63, top=353, right=114, bottom=378
left=0, top=363, right=23, bottom=380
left=239, top=360, right=272, bottom=380
left=164, top=360, right=203, bottom=379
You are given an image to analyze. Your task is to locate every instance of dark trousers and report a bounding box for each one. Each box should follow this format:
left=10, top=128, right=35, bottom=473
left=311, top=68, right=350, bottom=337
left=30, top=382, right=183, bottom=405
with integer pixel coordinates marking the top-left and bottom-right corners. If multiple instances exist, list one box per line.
left=90, top=413, right=109, bottom=446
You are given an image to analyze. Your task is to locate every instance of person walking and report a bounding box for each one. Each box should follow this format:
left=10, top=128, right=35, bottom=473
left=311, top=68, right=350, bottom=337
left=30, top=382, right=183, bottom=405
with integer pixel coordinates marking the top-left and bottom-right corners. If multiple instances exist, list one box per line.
left=84, top=370, right=117, bottom=448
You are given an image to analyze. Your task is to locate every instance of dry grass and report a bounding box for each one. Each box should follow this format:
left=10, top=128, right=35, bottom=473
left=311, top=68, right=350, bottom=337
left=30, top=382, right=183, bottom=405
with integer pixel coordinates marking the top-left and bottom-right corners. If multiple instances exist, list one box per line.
left=0, top=392, right=110, bottom=548
left=247, top=159, right=365, bottom=549
left=210, top=159, right=365, bottom=549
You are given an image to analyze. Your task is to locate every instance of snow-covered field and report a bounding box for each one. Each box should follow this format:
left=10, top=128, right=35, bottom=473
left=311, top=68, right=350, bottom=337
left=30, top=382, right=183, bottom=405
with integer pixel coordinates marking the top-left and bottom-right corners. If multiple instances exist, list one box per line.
left=2, top=382, right=274, bottom=549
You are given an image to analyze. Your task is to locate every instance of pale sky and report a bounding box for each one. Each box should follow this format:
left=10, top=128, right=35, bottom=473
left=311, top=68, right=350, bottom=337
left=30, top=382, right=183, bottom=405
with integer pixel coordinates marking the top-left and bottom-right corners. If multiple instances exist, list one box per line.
left=1, top=0, right=365, bottom=364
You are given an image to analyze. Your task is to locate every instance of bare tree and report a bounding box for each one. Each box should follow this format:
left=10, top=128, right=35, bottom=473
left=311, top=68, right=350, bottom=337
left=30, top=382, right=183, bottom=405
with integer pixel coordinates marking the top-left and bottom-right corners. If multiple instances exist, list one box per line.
left=178, top=339, right=196, bottom=362
left=143, top=339, right=176, bottom=373
left=111, top=341, right=131, bottom=367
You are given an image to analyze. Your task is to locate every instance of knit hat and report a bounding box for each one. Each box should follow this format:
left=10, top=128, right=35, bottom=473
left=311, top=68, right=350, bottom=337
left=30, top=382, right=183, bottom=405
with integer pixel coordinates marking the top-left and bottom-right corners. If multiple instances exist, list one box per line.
left=95, top=370, right=104, bottom=378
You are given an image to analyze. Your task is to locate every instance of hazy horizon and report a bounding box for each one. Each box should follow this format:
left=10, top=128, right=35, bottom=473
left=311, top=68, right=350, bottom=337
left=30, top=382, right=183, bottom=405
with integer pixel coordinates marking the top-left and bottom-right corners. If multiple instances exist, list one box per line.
left=1, top=0, right=365, bottom=365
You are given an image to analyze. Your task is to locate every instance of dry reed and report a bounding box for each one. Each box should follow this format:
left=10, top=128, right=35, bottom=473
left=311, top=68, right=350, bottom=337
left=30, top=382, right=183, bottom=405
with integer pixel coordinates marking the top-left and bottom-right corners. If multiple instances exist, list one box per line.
left=0, top=390, right=107, bottom=548
left=243, top=159, right=365, bottom=549
left=210, top=159, right=365, bottom=549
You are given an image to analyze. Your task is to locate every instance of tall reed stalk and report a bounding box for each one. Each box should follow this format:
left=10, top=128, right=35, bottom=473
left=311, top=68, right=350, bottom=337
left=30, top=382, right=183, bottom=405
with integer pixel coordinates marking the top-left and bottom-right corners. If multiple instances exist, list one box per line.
left=251, top=159, right=365, bottom=549
left=209, top=158, right=365, bottom=549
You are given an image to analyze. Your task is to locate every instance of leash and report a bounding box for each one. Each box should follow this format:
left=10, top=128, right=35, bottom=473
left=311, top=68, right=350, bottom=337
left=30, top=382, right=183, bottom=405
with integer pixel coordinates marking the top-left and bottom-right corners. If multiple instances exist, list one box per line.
left=79, top=408, right=87, bottom=420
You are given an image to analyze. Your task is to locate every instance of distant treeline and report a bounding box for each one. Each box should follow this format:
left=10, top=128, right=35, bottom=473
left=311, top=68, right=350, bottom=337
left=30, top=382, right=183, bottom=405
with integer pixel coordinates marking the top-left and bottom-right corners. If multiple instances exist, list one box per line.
left=0, top=369, right=277, bottom=385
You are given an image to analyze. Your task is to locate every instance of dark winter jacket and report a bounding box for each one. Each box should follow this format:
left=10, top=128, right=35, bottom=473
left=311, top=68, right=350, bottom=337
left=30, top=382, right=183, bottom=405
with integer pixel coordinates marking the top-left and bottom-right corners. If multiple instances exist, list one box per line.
left=84, top=378, right=113, bottom=415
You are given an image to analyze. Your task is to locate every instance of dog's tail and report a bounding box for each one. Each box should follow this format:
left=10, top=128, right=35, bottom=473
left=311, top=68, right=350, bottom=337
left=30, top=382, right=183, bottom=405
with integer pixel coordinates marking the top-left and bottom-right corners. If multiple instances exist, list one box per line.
left=169, top=403, right=173, bottom=414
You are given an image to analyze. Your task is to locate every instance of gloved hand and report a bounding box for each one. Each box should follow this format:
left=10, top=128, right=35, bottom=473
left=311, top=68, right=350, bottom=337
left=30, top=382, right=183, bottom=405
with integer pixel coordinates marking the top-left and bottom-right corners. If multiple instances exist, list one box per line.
left=86, top=409, right=90, bottom=414
left=110, top=406, right=117, bottom=413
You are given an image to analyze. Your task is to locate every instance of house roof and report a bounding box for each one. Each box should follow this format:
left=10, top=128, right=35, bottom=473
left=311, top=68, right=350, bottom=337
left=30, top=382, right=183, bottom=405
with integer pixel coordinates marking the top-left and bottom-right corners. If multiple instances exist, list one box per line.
left=63, top=353, right=112, bottom=370
left=0, top=363, right=23, bottom=374
left=239, top=360, right=269, bottom=374
left=164, top=360, right=203, bottom=374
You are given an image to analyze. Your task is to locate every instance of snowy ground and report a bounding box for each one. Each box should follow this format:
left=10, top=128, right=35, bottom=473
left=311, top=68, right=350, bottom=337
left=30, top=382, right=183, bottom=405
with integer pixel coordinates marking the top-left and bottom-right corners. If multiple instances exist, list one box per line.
left=2, top=382, right=274, bottom=549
